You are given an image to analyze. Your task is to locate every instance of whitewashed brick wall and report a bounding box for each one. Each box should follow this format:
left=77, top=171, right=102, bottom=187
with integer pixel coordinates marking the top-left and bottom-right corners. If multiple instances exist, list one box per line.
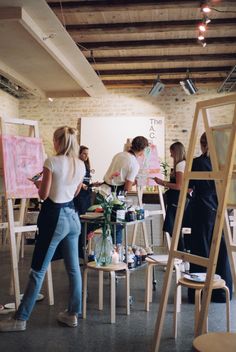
left=0, top=90, right=19, bottom=121
left=19, top=86, right=229, bottom=166
left=0, top=86, right=232, bottom=246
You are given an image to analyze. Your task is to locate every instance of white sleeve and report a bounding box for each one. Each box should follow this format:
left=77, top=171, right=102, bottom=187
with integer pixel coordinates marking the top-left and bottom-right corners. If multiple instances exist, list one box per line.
left=176, top=160, right=185, bottom=173
left=78, top=160, right=86, bottom=184
left=126, top=160, right=140, bottom=182
left=44, top=158, right=53, bottom=172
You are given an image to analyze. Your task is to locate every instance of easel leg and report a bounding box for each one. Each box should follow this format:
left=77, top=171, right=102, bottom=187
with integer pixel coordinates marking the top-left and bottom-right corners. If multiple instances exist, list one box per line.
left=131, top=186, right=149, bottom=248
left=7, top=199, right=21, bottom=309
left=46, top=263, right=54, bottom=305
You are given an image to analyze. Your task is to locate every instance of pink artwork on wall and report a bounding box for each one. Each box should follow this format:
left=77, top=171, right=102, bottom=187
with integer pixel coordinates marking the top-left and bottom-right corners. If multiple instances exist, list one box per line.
left=137, top=144, right=162, bottom=187
left=0, top=135, right=44, bottom=199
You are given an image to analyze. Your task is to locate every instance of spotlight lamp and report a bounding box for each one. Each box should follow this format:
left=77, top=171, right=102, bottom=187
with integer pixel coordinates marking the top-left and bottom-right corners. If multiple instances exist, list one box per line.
left=180, top=72, right=198, bottom=95
left=198, top=33, right=205, bottom=41
left=198, top=23, right=206, bottom=32
left=148, top=75, right=165, bottom=96
left=201, top=3, right=211, bottom=13
left=197, top=1, right=212, bottom=47
left=205, top=16, right=211, bottom=24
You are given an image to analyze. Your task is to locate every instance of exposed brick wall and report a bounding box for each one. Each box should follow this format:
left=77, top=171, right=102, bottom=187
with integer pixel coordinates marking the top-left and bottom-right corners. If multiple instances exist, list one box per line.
left=0, top=91, right=19, bottom=223
left=19, top=87, right=229, bottom=166
left=0, top=86, right=232, bottom=246
left=0, top=90, right=19, bottom=121
left=0, top=90, right=19, bottom=136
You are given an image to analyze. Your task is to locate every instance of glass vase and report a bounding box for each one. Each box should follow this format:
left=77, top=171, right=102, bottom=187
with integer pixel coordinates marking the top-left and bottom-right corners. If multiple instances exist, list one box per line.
left=94, top=233, right=113, bottom=266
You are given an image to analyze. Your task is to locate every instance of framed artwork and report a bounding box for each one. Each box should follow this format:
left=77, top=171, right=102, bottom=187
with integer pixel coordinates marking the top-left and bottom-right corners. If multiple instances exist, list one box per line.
left=0, top=135, right=44, bottom=199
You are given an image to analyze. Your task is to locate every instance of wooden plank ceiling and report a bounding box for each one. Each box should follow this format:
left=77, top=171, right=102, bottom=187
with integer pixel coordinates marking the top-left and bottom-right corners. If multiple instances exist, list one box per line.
left=47, top=0, right=236, bottom=90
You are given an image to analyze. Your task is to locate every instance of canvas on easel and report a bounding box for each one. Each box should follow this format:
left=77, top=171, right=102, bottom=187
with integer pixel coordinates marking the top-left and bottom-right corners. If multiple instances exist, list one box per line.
left=132, top=143, right=165, bottom=248
left=1, top=135, right=44, bottom=199
left=0, top=117, right=54, bottom=309
left=137, top=143, right=162, bottom=188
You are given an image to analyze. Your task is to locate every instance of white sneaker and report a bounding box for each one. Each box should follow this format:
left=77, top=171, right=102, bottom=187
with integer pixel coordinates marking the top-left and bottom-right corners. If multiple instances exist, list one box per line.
left=0, top=317, right=26, bottom=332
left=57, top=310, right=78, bottom=327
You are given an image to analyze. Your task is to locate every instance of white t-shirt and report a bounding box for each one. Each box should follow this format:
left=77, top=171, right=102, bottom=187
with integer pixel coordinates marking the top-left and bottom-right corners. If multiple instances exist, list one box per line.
left=44, top=155, right=85, bottom=203
left=104, top=151, right=140, bottom=186
left=176, top=160, right=186, bottom=173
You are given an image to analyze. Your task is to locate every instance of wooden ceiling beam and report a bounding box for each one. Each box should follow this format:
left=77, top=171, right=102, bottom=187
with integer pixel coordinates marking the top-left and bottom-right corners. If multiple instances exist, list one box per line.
left=78, top=37, right=236, bottom=50
left=87, top=53, right=236, bottom=64
left=97, top=66, right=233, bottom=77
left=103, top=77, right=223, bottom=87
left=47, top=1, right=236, bottom=12
left=67, top=18, right=236, bottom=35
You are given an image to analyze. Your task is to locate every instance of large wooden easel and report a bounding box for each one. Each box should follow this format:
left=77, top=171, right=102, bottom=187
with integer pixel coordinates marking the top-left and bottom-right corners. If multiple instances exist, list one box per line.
left=0, top=117, right=54, bottom=309
left=153, top=94, right=236, bottom=351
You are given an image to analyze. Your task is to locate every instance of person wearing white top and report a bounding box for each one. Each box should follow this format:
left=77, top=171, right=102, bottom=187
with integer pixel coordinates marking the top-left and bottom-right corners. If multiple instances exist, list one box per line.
left=104, top=136, right=149, bottom=193
left=103, top=136, right=149, bottom=244
left=0, top=126, right=85, bottom=332
left=154, top=141, right=188, bottom=251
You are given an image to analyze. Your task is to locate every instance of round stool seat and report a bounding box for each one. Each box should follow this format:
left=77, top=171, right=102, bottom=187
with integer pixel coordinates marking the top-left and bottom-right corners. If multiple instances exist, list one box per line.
left=193, top=332, right=236, bottom=352
left=178, top=277, right=226, bottom=290
left=86, top=261, right=127, bottom=272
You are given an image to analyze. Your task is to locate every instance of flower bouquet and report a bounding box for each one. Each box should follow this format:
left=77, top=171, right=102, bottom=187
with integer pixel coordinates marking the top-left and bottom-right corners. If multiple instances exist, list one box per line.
left=93, top=192, right=125, bottom=266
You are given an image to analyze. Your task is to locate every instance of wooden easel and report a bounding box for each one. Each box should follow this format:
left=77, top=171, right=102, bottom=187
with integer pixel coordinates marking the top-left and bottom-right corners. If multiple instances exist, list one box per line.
left=0, top=117, right=54, bottom=309
left=131, top=185, right=166, bottom=248
left=152, top=93, right=236, bottom=351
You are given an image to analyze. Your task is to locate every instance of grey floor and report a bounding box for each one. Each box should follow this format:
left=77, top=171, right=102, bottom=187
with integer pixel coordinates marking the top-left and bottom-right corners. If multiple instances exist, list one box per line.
left=0, top=244, right=235, bottom=352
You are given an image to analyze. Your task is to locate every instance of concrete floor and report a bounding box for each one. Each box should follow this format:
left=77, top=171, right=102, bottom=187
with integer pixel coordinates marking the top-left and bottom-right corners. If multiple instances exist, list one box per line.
left=0, top=244, right=235, bottom=352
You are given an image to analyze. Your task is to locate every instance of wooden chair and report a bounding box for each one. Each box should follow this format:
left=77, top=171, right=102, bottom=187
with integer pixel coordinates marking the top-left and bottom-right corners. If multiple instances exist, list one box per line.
left=83, top=261, right=130, bottom=323
left=173, top=277, right=230, bottom=338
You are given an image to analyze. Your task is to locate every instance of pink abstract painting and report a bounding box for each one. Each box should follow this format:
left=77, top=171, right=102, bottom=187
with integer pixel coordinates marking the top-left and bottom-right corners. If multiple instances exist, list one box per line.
left=137, top=144, right=161, bottom=186
left=0, top=135, right=44, bottom=199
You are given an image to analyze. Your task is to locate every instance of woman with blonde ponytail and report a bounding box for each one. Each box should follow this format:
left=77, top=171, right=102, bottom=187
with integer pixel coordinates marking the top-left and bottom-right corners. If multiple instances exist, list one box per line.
left=0, top=126, right=85, bottom=332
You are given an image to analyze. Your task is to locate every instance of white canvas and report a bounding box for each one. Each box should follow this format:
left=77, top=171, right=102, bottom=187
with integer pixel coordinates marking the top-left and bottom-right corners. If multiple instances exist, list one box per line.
left=80, top=117, right=165, bottom=182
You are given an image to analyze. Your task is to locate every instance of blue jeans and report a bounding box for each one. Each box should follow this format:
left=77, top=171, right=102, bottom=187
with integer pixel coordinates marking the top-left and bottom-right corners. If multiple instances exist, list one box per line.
left=16, top=207, right=82, bottom=321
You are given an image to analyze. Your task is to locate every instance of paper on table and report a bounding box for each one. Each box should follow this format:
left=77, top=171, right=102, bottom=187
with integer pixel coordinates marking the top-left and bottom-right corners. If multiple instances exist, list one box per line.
left=183, top=273, right=221, bottom=283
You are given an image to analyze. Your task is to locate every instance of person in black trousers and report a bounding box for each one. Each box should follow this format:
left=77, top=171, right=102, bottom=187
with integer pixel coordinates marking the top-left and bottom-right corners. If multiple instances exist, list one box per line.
left=73, top=146, right=100, bottom=258
left=154, top=141, right=189, bottom=251
left=188, top=132, right=232, bottom=303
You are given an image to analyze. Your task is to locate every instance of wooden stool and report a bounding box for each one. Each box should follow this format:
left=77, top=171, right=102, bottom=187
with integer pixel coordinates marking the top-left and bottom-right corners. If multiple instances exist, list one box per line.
left=173, top=277, right=230, bottom=338
left=145, top=255, right=182, bottom=312
left=193, top=332, right=236, bottom=352
left=82, top=261, right=130, bottom=323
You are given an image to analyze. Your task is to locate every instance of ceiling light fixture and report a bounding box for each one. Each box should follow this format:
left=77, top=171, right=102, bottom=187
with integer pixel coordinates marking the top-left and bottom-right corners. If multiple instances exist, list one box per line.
left=198, top=33, right=205, bottom=40
left=149, top=75, right=165, bottom=96
left=180, top=70, right=198, bottom=95
left=197, top=1, right=212, bottom=48
left=198, top=23, right=206, bottom=32
left=201, top=3, right=211, bottom=13
left=204, top=16, right=211, bottom=24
